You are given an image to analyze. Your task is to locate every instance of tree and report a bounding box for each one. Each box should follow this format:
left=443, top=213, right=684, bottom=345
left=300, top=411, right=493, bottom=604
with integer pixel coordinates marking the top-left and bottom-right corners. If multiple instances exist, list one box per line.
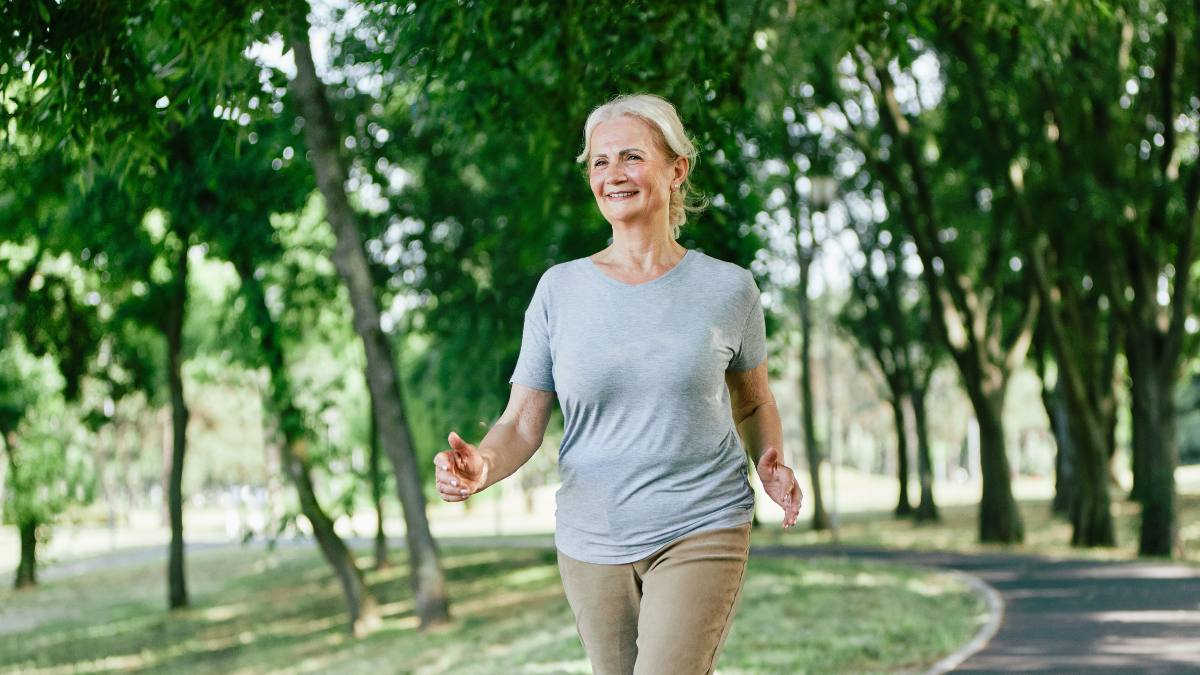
left=804, top=1, right=1037, bottom=542
left=920, top=1, right=1198, bottom=554
left=841, top=214, right=942, bottom=521
left=0, top=147, right=105, bottom=587
left=285, top=9, right=449, bottom=626
left=0, top=344, right=82, bottom=588
left=2, top=0, right=273, bottom=605
left=236, top=254, right=383, bottom=635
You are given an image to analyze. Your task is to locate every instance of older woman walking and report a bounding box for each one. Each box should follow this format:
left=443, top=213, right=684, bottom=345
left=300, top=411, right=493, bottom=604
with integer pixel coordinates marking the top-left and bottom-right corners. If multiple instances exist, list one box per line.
left=434, top=93, right=801, bottom=675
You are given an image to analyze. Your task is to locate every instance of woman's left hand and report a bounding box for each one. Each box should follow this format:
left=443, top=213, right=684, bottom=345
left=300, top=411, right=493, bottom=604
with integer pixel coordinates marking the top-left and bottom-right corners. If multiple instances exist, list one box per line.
left=756, top=447, right=802, bottom=528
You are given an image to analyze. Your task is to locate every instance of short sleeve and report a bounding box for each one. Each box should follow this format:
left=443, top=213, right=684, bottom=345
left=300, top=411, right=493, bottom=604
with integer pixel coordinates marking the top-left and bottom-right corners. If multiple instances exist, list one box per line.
left=509, top=270, right=556, bottom=391
left=727, top=272, right=766, bottom=372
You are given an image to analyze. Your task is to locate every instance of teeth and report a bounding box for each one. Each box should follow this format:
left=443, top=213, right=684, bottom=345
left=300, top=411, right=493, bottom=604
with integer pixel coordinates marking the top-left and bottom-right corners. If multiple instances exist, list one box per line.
left=608, top=191, right=636, bottom=198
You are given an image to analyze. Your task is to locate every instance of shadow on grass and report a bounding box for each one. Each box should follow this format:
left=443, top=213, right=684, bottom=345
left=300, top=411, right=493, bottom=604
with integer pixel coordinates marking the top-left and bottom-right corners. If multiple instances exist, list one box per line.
left=0, top=540, right=984, bottom=675
left=756, top=492, right=1200, bottom=565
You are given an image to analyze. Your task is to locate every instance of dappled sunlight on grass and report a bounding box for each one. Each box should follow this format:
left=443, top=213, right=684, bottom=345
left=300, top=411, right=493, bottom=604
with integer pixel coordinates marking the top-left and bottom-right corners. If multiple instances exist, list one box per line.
left=0, top=542, right=984, bottom=675
left=905, top=576, right=959, bottom=596
left=437, top=549, right=510, bottom=570
left=38, top=652, right=150, bottom=675
left=450, top=583, right=564, bottom=618
left=722, top=556, right=987, bottom=674
left=755, top=490, right=1200, bottom=565
left=374, top=597, right=414, bottom=618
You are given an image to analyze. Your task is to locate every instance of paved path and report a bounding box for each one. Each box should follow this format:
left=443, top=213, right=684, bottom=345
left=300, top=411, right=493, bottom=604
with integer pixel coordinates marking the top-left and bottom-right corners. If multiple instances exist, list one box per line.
left=755, top=543, right=1200, bottom=674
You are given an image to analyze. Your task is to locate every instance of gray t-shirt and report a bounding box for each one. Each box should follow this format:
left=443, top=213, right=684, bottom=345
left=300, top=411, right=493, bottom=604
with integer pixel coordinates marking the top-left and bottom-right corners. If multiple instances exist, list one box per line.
left=509, top=248, right=766, bottom=564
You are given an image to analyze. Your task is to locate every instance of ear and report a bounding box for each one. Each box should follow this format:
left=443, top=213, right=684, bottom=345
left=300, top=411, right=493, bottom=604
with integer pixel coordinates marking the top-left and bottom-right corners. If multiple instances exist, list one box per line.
left=673, top=156, right=689, bottom=186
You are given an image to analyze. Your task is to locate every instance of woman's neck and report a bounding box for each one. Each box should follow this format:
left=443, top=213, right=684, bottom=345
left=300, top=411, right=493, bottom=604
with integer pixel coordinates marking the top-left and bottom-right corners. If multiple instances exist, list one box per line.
left=594, top=227, right=685, bottom=270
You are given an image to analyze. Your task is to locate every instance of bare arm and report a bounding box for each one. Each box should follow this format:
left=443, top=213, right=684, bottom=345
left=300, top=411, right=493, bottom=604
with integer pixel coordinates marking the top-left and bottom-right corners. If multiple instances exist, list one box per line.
left=475, top=384, right=556, bottom=491
left=725, top=357, right=801, bottom=527
left=434, top=383, right=556, bottom=501
left=725, top=359, right=783, bottom=464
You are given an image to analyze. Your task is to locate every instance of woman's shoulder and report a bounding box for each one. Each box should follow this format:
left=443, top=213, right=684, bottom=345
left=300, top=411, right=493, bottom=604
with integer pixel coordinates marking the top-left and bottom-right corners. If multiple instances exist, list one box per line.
left=688, top=250, right=757, bottom=288
left=527, top=257, right=587, bottom=298
left=540, top=257, right=587, bottom=283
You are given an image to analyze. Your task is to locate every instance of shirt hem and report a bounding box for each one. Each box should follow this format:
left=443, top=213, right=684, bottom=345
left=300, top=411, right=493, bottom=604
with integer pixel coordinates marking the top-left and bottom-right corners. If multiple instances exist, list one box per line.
left=508, top=375, right=556, bottom=392
left=554, top=504, right=754, bottom=565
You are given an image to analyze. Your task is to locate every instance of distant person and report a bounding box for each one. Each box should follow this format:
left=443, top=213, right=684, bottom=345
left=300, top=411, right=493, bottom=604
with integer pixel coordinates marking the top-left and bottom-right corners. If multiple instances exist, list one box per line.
left=434, top=93, right=801, bottom=675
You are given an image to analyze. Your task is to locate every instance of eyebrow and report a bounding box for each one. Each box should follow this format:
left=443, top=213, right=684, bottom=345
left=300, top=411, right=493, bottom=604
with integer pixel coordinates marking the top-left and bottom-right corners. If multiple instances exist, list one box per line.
left=591, top=148, right=646, bottom=159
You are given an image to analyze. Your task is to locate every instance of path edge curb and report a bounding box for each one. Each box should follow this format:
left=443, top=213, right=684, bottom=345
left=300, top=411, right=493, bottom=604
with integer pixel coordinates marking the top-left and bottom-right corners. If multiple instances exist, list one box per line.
left=921, top=566, right=1004, bottom=675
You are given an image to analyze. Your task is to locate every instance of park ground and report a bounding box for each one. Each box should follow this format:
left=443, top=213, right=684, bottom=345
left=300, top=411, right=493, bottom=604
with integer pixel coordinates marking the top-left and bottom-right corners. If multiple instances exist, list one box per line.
left=0, top=541, right=987, bottom=674
left=1, top=466, right=1197, bottom=673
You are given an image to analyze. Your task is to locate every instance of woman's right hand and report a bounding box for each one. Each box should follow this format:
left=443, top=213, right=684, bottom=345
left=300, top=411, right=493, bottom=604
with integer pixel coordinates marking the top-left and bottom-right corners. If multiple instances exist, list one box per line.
left=433, top=431, right=487, bottom=502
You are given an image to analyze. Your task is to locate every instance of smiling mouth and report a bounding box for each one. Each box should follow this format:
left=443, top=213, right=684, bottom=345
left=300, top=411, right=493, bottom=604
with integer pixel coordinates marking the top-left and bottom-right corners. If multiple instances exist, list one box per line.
left=606, top=190, right=639, bottom=199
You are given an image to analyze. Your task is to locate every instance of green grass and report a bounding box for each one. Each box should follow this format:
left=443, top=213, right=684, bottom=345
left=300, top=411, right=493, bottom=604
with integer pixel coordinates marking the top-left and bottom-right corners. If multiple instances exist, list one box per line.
left=0, top=544, right=986, bottom=674
left=755, top=489, right=1200, bottom=565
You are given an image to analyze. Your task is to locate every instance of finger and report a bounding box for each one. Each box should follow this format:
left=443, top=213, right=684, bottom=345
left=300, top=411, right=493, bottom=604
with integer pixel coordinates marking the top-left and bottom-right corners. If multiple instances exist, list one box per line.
left=433, top=451, right=453, bottom=472
left=436, top=478, right=467, bottom=493
left=448, top=431, right=470, bottom=452
left=790, top=480, right=803, bottom=507
left=784, top=478, right=799, bottom=504
left=437, top=482, right=470, bottom=499
left=435, top=467, right=461, bottom=487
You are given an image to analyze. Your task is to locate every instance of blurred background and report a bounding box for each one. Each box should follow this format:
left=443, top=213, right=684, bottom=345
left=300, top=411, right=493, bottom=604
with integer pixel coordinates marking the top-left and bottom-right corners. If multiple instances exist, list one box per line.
left=1, top=0, right=1198, bottom=672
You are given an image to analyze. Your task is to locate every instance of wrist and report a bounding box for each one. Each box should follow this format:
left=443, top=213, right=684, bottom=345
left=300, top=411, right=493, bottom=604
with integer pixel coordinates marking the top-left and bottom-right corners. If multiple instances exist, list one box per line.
left=477, top=453, right=494, bottom=491
left=751, top=449, right=768, bottom=468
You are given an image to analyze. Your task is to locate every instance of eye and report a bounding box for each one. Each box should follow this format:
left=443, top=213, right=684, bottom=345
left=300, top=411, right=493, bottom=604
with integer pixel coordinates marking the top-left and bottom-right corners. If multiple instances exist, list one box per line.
left=626, top=154, right=642, bottom=161
left=592, top=158, right=608, bottom=168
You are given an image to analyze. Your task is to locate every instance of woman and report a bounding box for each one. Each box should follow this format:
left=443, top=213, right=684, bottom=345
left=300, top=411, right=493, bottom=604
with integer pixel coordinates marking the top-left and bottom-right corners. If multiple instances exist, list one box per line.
left=434, top=93, right=801, bottom=675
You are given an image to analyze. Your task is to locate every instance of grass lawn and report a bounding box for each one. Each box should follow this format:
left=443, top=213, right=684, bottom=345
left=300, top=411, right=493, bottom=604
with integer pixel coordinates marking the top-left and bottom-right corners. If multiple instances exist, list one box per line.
left=0, top=542, right=986, bottom=674
left=755, top=477, right=1200, bottom=565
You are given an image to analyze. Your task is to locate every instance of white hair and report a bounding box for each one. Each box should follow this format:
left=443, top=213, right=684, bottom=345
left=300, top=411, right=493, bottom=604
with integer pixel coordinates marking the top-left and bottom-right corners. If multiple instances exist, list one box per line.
left=576, top=94, right=707, bottom=239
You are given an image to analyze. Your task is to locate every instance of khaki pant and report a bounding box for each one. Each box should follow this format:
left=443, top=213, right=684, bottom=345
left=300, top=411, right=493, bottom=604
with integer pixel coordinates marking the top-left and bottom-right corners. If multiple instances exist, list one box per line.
left=557, top=523, right=751, bottom=675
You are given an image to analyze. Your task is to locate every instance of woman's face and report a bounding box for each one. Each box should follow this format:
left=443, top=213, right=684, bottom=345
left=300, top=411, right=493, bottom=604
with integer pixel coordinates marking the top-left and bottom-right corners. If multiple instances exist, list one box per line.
left=586, top=116, right=685, bottom=229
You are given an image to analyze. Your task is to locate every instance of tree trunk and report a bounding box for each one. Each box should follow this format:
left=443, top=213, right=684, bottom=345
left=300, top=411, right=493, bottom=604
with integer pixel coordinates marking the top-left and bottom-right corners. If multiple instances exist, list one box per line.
left=15, top=517, right=37, bottom=589
left=1026, top=240, right=1115, bottom=547
left=970, top=387, right=1023, bottom=543
left=369, top=395, right=389, bottom=570
left=1127, top=329, right=1180, bottom=557
left=911, top=387, right=939, bottom=522
left=1065, top=399, right=1115, bottom=547
left=96, top=425, right=118, bottom=544
left=1044, top=377, right=1074, bottom=517
left=285, top=441, right=381, bottom=635
left=160, top=407, right=171, bottom=527
left=165, top=233, right=190, bottom=610
left=1126, top=329, right=1150, bottom=506
left=4, top=431, right=38, bottom=589
left=115, top=420, right=135, bottom=526
left=1062, top=370, right=1116, bottom=548
left=287, top=17, right=449, bottom=626
left=797, top=253, right=829, bottom=530
left=235, top=263, right=381, bottom=635
left=889, top=393, right=913, bottom=517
